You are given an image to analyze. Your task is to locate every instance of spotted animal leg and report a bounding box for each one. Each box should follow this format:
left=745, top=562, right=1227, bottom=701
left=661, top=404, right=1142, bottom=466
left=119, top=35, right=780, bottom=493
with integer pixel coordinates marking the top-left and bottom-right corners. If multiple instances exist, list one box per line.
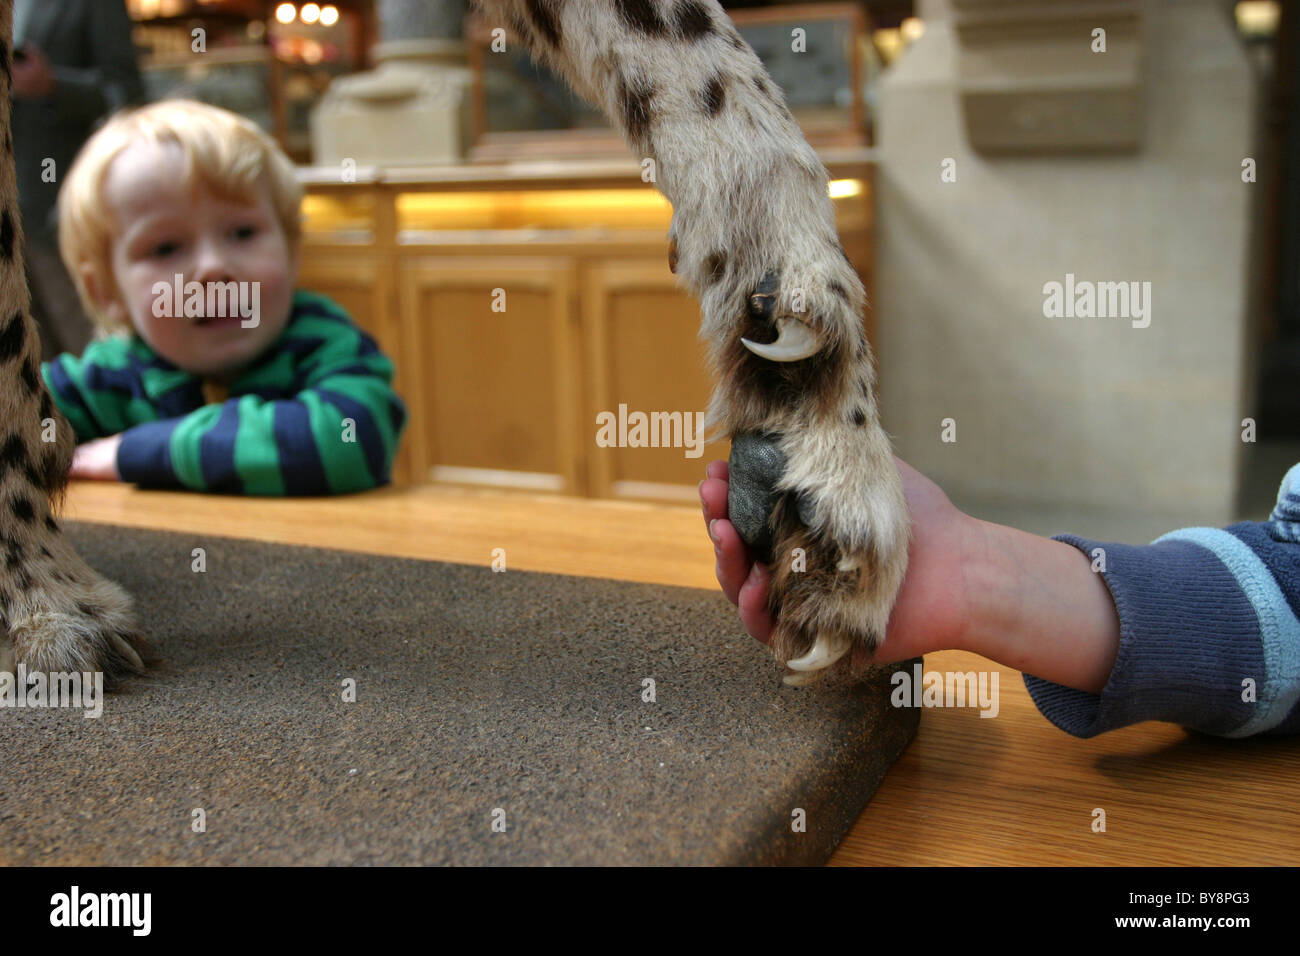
left=0, top=1, right=146, bottom=684
left=474, top=1, right=911, bottom=681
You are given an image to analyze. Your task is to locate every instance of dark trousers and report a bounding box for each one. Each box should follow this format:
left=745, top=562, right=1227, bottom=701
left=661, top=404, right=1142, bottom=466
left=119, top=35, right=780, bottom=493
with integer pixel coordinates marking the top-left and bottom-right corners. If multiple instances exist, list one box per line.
left=24, top=235, right=93, bottom=362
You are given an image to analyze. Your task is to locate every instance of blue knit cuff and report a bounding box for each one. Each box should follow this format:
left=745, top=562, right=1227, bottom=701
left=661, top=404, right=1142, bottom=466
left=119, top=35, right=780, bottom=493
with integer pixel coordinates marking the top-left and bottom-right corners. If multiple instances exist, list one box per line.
left=1022, top=534, right=1267, bottom=738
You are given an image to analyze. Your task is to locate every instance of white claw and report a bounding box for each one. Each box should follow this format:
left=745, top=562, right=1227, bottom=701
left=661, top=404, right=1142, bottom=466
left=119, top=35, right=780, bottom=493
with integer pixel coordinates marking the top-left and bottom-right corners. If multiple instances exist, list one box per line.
left=741, top=318, right=820, bottom=362
left=785, top=632, right=851, bottom=672
left=782, top=668, right=826, bottom=687
left=111, top=634, right=145, bottom=672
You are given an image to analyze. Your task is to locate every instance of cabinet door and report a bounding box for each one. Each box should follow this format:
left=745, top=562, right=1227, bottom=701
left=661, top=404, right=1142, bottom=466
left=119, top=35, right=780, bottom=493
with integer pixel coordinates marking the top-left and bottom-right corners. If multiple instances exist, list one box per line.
left=398, top=256, right=583, bottom=494
left=296, top=249, right=412, bottom=485
left=581, top=258, right=728, bottom=503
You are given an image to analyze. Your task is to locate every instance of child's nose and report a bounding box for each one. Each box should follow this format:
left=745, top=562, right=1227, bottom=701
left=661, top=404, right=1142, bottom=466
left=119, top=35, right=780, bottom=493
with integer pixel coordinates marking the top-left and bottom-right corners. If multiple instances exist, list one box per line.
left=192, top=243, right=235, bottom=284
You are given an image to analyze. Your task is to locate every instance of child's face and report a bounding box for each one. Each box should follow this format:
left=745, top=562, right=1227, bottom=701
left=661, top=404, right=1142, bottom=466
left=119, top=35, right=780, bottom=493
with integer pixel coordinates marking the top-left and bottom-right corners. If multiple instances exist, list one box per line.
left=92, top=140, right=299, bottom=379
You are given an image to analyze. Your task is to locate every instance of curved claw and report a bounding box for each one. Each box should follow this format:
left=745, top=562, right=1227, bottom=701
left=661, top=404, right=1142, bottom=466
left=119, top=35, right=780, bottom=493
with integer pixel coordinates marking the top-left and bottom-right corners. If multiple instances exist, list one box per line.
left=782, top=668, right=826, bottom=687
left=110, top=634, right=145, bottom=673
left=741, top=318, right=820, bottom=363
left=785, top=632, right=851, bottom=673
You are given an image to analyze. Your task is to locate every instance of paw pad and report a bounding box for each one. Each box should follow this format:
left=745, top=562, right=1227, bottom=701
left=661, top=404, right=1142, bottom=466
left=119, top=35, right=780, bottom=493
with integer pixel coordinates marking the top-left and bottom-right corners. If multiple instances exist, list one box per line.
left=726, top=431, right=786, bottom=562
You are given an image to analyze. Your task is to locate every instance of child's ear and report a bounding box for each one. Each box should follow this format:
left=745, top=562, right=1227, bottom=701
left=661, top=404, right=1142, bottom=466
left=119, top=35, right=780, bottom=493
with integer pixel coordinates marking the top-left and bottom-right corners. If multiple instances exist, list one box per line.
left=78, top=265, right=129, bottom=329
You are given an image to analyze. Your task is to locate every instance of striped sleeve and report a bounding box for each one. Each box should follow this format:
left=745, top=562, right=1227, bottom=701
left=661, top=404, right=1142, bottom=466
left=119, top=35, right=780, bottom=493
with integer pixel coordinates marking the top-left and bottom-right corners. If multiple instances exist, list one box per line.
left=116, top=311, right=406, bottom=495
left=1022, top=463, right=1300, bottom=738
left=41, top=337, right=153, bottom=442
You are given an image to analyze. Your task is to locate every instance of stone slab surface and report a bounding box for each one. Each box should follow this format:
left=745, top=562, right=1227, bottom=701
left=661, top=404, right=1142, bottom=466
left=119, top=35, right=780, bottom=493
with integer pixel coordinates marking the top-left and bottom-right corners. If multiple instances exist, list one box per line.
left=0, top=523, right=919, bottom=865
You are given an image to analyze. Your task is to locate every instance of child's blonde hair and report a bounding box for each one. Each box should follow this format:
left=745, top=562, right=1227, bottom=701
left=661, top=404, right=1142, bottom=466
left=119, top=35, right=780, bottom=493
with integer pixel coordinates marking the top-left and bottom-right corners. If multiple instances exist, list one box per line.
left=58, top=99, right=303, bottom=334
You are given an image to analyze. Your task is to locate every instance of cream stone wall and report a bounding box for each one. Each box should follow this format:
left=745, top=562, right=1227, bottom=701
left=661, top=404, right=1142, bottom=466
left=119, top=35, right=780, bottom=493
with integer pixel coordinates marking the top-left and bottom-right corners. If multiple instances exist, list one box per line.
left=875, top=0, right=1257, bottom=528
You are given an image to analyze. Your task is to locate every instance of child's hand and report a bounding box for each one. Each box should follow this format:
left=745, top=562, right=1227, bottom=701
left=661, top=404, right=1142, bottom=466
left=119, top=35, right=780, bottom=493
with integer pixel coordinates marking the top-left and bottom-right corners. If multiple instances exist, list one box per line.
left=70, top=435, right=123, bottom=482
left=700, top=456, right=977, bottom=668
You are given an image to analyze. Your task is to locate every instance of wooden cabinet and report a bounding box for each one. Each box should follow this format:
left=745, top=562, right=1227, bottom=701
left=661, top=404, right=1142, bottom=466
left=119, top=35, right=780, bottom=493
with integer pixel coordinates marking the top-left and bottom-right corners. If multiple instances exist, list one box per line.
left=297, top=155, right=874, bottom=502
left=397, top=255, right=583, bottom=494
left=581, top=257, right=728, bottom=501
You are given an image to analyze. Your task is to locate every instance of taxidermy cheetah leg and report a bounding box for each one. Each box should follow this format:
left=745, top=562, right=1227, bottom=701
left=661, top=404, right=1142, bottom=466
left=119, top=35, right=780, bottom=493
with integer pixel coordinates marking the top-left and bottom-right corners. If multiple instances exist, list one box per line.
left=0, top=0, right=145, bottom=683
left=474, top=0, right=909, bottom=683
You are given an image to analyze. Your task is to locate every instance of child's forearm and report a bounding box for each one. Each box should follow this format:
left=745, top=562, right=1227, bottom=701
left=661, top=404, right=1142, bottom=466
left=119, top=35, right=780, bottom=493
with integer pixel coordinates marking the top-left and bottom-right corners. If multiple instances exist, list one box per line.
left=959, top=517, right=1121, bottom=695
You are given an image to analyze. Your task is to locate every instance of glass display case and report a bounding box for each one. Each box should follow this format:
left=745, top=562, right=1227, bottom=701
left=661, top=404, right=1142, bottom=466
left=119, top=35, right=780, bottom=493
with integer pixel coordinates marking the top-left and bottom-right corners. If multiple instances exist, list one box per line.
left=131, top=1, right=367, bottom=162
left=141, top=45, right=279, bottom=136
left=465, top=2, right=873, bottom=162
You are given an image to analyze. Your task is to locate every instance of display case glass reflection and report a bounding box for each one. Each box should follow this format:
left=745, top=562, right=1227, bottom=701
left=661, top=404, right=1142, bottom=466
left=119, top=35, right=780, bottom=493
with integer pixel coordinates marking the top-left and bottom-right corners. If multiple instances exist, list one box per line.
left=466, top=2, right=871, bottom=161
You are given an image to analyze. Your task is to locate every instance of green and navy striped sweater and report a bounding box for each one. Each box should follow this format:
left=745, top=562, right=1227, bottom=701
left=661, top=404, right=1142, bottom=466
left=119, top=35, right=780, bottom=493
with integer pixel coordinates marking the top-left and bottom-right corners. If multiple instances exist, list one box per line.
left=42, top=290, right=406, bottom=495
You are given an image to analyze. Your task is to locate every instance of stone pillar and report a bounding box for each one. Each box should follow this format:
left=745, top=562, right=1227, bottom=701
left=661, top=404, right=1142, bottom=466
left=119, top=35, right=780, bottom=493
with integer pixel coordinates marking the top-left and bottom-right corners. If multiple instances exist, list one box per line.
left=311, top=0, right=471, bottom=165
left=377, top=0, right=467, bottom=41
left=875, top=0, right=1256, bottom=531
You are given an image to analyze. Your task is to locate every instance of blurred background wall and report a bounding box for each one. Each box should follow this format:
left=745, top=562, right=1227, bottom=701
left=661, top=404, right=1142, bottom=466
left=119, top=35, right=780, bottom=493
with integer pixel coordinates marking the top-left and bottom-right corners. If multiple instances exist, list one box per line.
left=877, top=0, right=1263, bottom=536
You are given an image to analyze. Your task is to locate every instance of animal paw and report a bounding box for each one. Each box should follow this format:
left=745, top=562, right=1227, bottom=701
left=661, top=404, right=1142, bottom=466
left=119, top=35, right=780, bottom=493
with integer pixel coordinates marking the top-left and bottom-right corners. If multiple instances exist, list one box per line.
left=729, top=426, right=909, bottom=686
left=712, top=253, right=908, bottom=685
left=1, top=538, right=146, bottom=684
left=674, top=148, right=909, bottom=684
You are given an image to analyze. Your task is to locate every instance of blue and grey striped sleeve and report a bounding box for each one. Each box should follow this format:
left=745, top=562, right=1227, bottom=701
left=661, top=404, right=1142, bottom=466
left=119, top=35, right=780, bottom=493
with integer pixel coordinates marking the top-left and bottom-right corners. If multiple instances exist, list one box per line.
left=1022, top=463, right=1300, bottom=739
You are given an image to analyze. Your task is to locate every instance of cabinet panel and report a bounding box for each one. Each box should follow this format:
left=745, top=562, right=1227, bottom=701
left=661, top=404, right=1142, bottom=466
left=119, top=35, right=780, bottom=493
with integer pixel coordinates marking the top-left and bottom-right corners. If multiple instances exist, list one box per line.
left=399, top=257, right=582, bottom=494
left=582, top=259, right=728, bottom=502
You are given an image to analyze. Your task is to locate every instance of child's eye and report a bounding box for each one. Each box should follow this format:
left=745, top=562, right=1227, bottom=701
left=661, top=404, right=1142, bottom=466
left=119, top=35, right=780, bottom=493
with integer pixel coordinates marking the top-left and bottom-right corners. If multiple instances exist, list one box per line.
left=232, top=224, right=258, bottom=240
left=152, top=240, right=180, bottom=258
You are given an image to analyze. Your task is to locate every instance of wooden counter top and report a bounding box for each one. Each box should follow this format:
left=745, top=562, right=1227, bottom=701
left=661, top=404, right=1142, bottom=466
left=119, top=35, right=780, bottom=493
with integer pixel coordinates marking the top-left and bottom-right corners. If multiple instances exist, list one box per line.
left=60, top=480, right=1300, bottom=866
left=295, top=146, right=877, bottom=190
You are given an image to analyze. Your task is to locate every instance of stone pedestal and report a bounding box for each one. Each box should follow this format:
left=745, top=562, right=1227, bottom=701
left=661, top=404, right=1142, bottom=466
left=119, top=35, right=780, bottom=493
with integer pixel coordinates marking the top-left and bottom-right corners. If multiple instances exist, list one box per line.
left=311, top=0, right=470, bottom=166
left=952, top=0, right=1143, bottom=152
